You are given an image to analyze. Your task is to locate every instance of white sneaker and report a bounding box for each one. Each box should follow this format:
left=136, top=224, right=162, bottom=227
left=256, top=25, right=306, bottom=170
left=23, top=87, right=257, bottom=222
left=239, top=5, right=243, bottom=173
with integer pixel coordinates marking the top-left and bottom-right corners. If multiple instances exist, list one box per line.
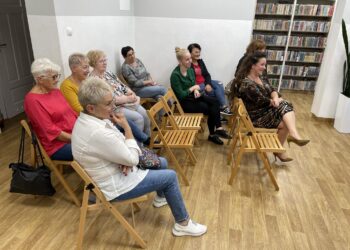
left=172, top=219, right=207, bottom=237
left=152, top=195, right=168, bottom=208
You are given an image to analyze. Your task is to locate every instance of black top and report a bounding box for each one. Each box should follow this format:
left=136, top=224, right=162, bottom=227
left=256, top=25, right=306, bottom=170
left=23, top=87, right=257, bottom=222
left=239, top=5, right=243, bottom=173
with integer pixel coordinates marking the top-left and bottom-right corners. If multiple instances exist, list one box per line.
left=191, top=59, right=212, bottom=85
left=235, top=54, right=247, bottom=77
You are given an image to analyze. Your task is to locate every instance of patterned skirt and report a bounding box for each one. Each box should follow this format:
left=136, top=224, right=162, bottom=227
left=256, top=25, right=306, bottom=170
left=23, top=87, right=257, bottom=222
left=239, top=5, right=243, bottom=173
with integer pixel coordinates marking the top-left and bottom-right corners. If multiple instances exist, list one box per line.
left=248, top=100, right=294, bottom=129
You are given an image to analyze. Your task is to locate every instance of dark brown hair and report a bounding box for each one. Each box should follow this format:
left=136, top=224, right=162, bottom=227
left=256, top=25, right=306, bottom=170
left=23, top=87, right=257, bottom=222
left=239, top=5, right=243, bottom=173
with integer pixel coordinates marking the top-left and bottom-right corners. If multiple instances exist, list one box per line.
left=230, top=51, right=267, bottom=99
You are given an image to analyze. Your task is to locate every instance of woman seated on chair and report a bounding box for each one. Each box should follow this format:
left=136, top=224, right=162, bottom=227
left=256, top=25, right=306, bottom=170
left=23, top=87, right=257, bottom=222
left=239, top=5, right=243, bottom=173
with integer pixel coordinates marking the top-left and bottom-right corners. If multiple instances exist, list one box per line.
left=88, top=49, right=151, bottom=138
left=121, top=46, right=167, bottom=101
left=24, top=58, right=77, bottom=161
left=60, top=53, right=149, bottom=145
left=187, top=43, right=232, bottom=116
left=170, top=47, right=232, bottom=145
left=72, top=77, right=207, bottom=237
left=231, top=51, right=309, bottom=162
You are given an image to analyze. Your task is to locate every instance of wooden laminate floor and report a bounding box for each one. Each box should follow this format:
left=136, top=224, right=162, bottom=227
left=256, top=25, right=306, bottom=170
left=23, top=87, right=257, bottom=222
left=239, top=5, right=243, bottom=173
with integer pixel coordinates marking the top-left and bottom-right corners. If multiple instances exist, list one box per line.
left=1, top=92, right=350, bottom=250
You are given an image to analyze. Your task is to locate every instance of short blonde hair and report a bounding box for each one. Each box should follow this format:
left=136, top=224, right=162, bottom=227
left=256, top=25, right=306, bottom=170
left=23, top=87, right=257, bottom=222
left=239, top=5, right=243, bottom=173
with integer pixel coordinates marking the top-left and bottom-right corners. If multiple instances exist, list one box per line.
left=69, top=53, right=88, bottom=69
left=31, top=58, right=61, bottom=79
left=78, top=77, right=112, bottom=111
left=175, top=47, right=189, bottom=60
left=86, top=50, right=105, bottom=68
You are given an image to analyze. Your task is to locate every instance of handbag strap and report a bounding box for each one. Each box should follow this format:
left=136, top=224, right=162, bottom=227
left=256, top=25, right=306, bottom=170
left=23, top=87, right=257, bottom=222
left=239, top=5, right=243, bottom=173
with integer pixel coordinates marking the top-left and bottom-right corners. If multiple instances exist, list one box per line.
left=31, top=133, right=45, bottom=167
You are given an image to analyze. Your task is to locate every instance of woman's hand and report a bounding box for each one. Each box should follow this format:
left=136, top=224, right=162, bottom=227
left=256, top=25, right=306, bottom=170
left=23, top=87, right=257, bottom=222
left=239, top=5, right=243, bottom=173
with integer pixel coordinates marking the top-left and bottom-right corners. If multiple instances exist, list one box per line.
left=144, top=80, right=157, bottom=86
left=205, top=84, right=213, bottom=93
left=120, top=165, right=133, bottom=176
left=110, top=112, right=129, bottom=129
left=194, top=89, right=201, bottom=98
left=271, top=97, right=283, bottom=108
left=127, top=93, right=137, bottom=103
left=189, top=85, right=200, bottom=92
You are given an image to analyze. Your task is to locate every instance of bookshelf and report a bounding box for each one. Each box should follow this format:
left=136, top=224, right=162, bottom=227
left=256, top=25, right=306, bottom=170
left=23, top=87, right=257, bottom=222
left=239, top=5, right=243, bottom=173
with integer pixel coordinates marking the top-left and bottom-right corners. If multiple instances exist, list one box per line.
left=252, top=0, right=335, bottom=91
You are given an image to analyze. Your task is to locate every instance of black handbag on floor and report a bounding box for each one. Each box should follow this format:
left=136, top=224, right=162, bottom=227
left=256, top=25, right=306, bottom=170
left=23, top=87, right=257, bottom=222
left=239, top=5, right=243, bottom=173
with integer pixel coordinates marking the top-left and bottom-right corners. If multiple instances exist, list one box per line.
left=9, top=128, right=56, bottom=196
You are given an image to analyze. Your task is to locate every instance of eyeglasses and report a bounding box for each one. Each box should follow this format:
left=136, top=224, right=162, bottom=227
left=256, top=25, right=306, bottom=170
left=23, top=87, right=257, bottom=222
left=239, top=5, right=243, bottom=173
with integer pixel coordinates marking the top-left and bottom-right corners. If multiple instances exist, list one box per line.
left=98, top=58, right=108, bottom=63
left=41, top=74, right=61, bottom=81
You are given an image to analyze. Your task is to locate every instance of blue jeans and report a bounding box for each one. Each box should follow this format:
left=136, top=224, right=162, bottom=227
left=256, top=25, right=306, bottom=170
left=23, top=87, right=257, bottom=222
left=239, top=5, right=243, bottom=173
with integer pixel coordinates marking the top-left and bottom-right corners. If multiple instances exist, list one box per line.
left=199, top=80, right=227, bottom=107
left=135, top=85, right=167, bottom=101
left=51, top=143, right=73, bottom=161
left=117, top=119, right=149, bottom=143
left=114, top=157, right=189, bottom=223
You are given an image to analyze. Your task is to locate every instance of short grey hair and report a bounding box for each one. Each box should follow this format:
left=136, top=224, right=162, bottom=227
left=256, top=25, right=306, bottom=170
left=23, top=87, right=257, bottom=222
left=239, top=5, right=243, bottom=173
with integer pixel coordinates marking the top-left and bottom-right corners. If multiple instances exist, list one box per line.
left=78, top=77, right=112, bottom=111
left=31, top=58, right=61, bottom=79
left=68, top=53, right=88, bottom=69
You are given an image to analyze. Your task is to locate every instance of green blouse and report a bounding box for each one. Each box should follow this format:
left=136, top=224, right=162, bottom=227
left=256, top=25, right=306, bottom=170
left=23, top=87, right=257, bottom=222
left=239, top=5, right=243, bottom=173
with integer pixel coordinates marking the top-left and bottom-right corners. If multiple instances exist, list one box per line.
left=170, top=66, right=196, bottom=100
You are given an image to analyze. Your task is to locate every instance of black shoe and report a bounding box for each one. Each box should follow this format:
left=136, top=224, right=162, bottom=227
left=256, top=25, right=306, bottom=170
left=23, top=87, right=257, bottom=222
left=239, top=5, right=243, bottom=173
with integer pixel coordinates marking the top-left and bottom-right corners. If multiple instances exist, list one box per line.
left=208, top=135, right=224, bottom=145
left=215, top=129, right=232, bottom=139
left=220, top=106, right=233, bottom=116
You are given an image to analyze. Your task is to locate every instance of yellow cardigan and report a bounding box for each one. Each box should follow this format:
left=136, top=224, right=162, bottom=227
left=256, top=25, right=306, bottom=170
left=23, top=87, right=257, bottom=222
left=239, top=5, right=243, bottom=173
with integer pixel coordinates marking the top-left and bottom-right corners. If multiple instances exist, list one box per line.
left=60, top=78, right=83, bottom=113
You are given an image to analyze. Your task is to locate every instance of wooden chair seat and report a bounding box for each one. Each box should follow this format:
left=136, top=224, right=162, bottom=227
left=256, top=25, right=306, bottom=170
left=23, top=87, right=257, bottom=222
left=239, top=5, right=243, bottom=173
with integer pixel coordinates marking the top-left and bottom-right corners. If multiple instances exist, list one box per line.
left=173, top=115, right=202, bottom=130
left=153, top=129, right=197, bottom=148
left=140, top=97, right=156, bottom=106
left=240, top=133, right=285, bottom=153
left=160, top=89, right=204, bottom=133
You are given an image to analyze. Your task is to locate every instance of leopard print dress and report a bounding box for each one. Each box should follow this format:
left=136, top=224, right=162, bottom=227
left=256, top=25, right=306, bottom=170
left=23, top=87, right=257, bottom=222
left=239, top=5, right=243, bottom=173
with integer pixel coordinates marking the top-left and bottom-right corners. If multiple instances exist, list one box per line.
left=237, top=77, right=293, bottom=128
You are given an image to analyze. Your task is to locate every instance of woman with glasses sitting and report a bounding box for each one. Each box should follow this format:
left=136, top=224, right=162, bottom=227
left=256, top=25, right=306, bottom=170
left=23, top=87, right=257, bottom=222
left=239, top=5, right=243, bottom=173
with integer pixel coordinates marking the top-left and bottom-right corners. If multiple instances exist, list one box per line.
left=24, top=58, right=77, bottom=161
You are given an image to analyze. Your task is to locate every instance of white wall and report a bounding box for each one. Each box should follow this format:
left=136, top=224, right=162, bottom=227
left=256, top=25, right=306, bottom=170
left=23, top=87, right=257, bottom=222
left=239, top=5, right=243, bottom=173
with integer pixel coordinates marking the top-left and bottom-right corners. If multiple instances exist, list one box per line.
left=311, top=0, right=349, bottom=118
left=26, top=15, right=64, bottom=71
left=135, top=17, right=252, bottom=87
left=25, top=0, right=135, bottom=81
left=55, top=16, right=135, bottom=76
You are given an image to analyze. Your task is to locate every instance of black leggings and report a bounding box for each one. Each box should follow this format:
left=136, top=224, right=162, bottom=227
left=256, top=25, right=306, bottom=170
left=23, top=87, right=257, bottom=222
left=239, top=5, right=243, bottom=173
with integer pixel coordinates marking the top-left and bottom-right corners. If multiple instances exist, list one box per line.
left=180, top=95, right=221, bottom=134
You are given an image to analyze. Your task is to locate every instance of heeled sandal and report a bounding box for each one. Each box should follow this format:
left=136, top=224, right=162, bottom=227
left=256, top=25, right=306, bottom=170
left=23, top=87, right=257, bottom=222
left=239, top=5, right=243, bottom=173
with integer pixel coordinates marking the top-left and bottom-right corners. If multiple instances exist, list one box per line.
left=274, top=153, right=293, bottom=162
left=287, top=136, right=310, bottom=147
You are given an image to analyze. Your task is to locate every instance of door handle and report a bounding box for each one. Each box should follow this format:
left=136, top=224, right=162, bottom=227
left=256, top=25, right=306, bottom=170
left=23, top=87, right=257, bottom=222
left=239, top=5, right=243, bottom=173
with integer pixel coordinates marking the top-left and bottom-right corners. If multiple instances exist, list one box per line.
left=0, top=43, right=7, bottom=48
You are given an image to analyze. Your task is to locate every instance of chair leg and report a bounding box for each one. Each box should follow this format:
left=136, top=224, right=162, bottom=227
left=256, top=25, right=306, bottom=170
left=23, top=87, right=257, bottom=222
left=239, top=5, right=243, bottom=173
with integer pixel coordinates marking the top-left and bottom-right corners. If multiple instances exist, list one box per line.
left=228, top=137, right=247, bottom=185
left=130, top=204, right=136, bottom=228
left=185, top=148, right=197, bottom=166
left=30, top=144, right=36, bottom=166
left=106, top=202, right=147, bottom=248
left=77, top=188, right=89, bottom=250
left=133, top=203, right=141, bottom=213
left=259, top=152, right=279, bottom=191
left=166, top=148, right=190, bottom=186
left=227, top=133, right=239, bottom=165
left=49, top=163, right=81, bottom=206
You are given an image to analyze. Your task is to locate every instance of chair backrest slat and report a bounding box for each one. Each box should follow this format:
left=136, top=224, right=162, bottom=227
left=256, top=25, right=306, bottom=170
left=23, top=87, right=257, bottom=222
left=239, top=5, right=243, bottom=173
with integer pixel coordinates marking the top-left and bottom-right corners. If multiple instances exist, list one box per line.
left=70, top=161, right=108, bottom=202
left=162, top=89, right=185, bottom=115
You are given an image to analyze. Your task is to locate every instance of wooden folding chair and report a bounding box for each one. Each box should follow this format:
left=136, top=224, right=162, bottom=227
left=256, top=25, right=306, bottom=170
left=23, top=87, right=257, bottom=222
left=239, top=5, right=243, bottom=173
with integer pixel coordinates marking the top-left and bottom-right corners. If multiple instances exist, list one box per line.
left=227, top=105, right=285, bottom=191
left=70, top=161, right=148, bottom=249
left=147, top=101, right=198, bottom=186
left=226, top=99, right=277, bottom=164
left=20, top=120, right=80, bottom=206
left=160, top=89, right=203, bottom=131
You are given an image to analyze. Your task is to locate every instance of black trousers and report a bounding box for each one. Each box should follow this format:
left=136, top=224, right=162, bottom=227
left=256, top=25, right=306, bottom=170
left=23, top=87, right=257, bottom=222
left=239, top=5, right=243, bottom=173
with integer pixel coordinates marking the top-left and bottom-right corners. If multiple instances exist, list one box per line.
left=180, top=95, right=221, bottom=134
